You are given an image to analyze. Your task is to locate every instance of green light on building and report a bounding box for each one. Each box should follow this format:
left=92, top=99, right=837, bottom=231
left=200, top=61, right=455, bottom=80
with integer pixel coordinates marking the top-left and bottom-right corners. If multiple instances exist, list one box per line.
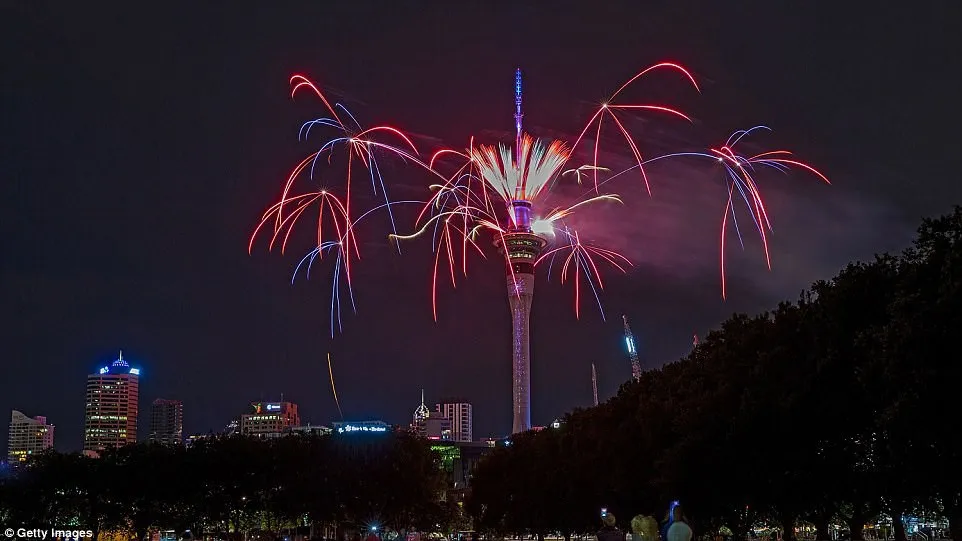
left=430, top=444, right=461, bottom=472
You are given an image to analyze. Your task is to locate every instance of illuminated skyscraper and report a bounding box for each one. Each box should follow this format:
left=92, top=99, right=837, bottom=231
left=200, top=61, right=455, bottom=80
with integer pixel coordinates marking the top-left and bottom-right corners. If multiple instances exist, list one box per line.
left=411, top=389, right=431, bottom=436
left=83, top=351, right=140, bottom=456
left=147, top=399, right=183, bottom=446
left=7, top=411, right=54, bottom=463
left=240, top=401, right=300, bottom=438
left=436, top=398, right=473, bottom=443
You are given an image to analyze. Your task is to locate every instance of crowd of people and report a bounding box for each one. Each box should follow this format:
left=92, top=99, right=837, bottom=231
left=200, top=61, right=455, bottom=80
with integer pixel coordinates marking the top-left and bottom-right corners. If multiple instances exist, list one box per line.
left=597, top=504, right=692, bottom=541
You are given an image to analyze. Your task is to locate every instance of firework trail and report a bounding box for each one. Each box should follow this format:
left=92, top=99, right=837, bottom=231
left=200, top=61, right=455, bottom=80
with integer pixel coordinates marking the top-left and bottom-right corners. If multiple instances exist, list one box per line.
left=598, top=125, right=830, bottom=297
left=248, top=75, right=443, bottom=334
left=327, top=352, right=344, bottom=420
left=394, top=63, right=699, bottom=318
left=250, top=65, right=828, bottom=329
left=568, top=62, right=700, bottom=194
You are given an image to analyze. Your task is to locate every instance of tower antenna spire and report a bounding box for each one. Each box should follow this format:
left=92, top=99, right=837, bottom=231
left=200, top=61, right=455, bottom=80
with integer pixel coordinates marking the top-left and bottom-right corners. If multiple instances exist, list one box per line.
left=624, top=315, right=642, bottom=381
left=514, top=68, right=523, bottom=162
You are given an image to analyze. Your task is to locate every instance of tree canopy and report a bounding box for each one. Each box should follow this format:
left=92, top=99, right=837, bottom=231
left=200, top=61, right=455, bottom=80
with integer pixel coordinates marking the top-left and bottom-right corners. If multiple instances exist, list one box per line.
left=0, top=431, right=453, bottom=540
left=467, top=207, right=962, bottom=541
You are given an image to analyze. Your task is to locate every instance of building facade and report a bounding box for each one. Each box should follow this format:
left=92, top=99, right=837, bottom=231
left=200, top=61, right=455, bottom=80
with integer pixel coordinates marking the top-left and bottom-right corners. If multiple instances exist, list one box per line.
left=332, top=420, right=390, bottom=434
left=425, top=416, right=453, bottom=440
left=84, top=352, right=140, bottom=456
left=7, top=411, right=54, bottom=463
left=148, top=399, right=183, bottom=445
left=285, top=424, right=333, bottom=437
left=435, top=399, right=473, bottom=442
left=239, top=401, right=300, bottom=438
left=411, top=389, right=431, bottom=436
left=411, top=391, right=456, bottom=440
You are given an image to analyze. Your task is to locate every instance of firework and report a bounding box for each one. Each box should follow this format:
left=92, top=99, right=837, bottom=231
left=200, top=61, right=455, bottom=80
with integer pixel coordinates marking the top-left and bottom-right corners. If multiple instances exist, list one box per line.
left=250, top=64, right=829, bottom=435
left=248, top=75, right=441, bottom=335
left=250, top=66, right=828, bottom=325
left=569, top=62, right=700, bottom=194
left=398, top=133, right=630, bottom=319
left=601, top=125, right=830, bottom=297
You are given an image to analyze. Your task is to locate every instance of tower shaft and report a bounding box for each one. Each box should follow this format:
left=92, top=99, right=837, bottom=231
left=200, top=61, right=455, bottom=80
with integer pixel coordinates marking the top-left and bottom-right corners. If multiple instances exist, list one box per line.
left=508, top=272, right=535, bottom=433
left=497, top=203, right=546, bottom=434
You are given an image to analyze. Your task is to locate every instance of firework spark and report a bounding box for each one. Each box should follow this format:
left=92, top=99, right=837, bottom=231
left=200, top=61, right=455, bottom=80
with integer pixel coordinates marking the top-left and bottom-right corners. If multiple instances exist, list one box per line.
left=249, top=75, right=441, bottom=333
left=599, top=125, right=830, bottom=298
left=402, top=132, right=631, bottom=318
left=251, top=65, right=828, bottom=331
left=569, top=62, right=700, bottom=194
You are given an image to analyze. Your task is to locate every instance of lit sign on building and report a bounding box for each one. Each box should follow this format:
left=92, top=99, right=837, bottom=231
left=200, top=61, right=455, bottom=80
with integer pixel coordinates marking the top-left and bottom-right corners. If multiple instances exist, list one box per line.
left=98, top=365, right=141, bottom=376
left=336, top=424, right=387, bottom=434
left=266, top=403, right=280, bottom=411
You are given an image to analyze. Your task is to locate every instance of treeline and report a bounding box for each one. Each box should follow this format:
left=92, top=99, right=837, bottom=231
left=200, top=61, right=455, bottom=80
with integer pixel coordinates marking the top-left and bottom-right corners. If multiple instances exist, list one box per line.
left=0, top=432, right=460, bottom=540
left=466, top=207, right=962, bottom=541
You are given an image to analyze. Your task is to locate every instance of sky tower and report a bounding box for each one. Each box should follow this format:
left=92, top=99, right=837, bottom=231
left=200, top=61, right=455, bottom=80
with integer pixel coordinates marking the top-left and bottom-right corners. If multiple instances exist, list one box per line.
left=496, top=68, right=547, bottom=434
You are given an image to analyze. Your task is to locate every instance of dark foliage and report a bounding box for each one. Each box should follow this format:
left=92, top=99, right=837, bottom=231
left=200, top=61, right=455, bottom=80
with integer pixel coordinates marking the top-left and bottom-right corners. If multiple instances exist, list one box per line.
left=467, top=207, right=962, bottom=541
left=0, top=431, right=453, bottom=539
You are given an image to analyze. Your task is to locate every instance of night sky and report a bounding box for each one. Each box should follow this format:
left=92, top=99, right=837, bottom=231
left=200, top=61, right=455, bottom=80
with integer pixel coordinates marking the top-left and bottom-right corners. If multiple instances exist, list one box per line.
left=2, top=2, right=960, bottom=452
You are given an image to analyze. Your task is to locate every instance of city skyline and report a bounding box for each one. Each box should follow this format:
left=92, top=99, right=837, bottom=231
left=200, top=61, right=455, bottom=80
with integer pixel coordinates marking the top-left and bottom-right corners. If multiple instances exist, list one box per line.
left=2, top=3, right=959, bottom=453
left=3, top=354, right=493, bottom=453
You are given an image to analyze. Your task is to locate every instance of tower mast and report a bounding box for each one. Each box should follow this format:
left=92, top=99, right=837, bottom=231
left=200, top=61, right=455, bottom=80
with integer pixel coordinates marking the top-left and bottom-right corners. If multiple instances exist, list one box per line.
left=514, top=68, right=523, bottom=162
left=591, top=363, right=599, bottom=406
left=624, top=315, right=642, bottom=381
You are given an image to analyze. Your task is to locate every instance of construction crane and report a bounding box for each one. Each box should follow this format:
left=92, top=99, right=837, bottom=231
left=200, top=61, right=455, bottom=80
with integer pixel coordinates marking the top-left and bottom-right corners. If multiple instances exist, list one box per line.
left=624, top=315, right=642, bottom=381
left=591, top=363, right=599, bottom=406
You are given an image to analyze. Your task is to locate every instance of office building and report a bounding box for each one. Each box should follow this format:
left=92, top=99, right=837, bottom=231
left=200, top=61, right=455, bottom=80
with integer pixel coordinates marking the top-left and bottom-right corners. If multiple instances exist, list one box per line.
left=239, top=401, right=300, bottom=438
left=7, top=411, right=54, bottom=463
left=435, top=399, right=473, bottom=442
left=147, top=399, right=183, bottom=445
left=411, top=389, right=431, bottom=436
left=185, top=434, right=212, bottom=448
left=285, top=424, right=333, bottom=437
left=411, top=390, right=454, bottom=440
left=84, top=351, right=140, bottom=456
left=223, top=418, right=240, bottom=435
left=332, top=420, right=390, bottom=434
left=424, top=416, right=453, bottom=441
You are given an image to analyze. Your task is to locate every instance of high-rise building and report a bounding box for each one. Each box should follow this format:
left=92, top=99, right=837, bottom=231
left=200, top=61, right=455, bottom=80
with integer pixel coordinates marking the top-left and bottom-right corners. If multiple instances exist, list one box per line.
left=424, top=416, right=453, bottom=441
left=411, top=390, right=453, bottom=440
left=7, top=411, right=54, bottom=463
left=84, top=351, right=140, bottom=456
left=240, top=401, right=299, bottom=438
left=411, top=389, right=431, bottom=436
left=285, top=424, right=333, bottom=437
left=148, top=399, right=183, bottom=446
left=435, top=399, right=473, bottom=442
